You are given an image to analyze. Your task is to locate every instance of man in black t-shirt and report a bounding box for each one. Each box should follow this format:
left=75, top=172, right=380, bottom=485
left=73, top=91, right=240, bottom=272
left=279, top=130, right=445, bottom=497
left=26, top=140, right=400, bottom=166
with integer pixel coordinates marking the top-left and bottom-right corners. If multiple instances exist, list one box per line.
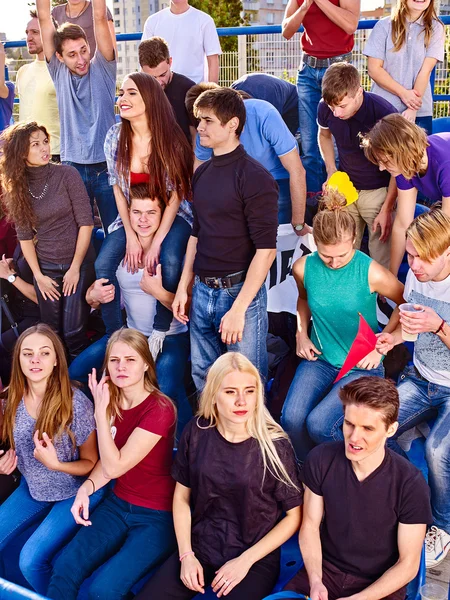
left=172, top=88, right=278, bottom=391
left=139, top=37, right=196, bottom=144
left=285, top=376, right=432, bottom=600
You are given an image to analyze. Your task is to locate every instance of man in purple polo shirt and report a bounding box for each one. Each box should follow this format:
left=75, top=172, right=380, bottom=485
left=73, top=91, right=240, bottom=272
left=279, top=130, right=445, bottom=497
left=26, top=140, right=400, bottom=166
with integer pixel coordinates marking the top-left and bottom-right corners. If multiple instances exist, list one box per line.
left=318, top=62, right=397, bottom=269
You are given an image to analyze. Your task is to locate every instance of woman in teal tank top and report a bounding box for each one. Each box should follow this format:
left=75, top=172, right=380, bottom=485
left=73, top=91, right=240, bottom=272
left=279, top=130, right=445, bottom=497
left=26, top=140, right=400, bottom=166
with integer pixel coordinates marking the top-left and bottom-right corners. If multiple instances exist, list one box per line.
left=281, top=193, right=405, bottom=461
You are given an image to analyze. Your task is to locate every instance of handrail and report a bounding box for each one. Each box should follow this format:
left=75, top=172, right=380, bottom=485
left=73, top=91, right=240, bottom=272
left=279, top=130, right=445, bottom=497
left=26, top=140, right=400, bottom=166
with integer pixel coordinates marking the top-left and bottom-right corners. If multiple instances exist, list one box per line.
left=4, top=17, right=450, bottom=102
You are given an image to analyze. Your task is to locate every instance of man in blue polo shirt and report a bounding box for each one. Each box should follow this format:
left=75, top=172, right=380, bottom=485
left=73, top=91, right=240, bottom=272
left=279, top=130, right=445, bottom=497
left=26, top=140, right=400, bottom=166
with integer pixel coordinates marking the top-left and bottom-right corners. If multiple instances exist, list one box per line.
left=186, top=83, right=308, bottom=235
left=231, top=72, right=299, bottom=135
left=318, top=62, right=397, bottom=269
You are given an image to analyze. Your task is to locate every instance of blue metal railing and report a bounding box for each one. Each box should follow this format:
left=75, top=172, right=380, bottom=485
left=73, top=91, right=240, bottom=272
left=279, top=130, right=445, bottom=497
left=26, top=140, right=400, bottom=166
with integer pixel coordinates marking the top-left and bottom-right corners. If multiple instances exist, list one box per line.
left=4, top=16, right=450, bottom=102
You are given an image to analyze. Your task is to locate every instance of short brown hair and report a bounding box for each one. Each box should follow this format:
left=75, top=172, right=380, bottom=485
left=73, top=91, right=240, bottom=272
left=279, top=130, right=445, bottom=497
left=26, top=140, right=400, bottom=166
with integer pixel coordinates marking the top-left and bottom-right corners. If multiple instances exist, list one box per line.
left=29, top=9, right=38, bottom=18
left=54, top=23, right=88, bottom=56
left=339, top=376, right=399, bottom=428
left=322, top=62, right=361, bottom=106
left=185, top=82, right=220, bottom=126
left=129, top=183, right=165, bottom=213
left=138, top=37, right=170, bottom=69
left=361, top=113, right=429, bottom=180
left=194, top=88, right=246, bottom=137
left=406, top=205, right=450, bottom=262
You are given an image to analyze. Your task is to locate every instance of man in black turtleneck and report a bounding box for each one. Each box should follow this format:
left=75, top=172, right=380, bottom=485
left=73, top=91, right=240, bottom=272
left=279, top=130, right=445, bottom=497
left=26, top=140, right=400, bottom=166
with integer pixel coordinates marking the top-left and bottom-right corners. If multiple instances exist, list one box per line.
left=172, top=87, right=278, bottom=391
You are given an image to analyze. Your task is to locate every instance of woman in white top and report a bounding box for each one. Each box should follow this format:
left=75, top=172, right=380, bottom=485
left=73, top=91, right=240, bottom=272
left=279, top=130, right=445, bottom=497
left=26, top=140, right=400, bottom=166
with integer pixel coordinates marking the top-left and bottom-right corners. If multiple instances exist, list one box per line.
left=364, top=0, right=444, bottom=134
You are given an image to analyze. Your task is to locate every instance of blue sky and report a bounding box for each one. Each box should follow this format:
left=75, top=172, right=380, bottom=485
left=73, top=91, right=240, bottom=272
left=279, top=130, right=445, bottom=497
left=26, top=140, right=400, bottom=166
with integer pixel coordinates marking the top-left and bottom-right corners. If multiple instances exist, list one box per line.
left=3, top=0, right=382, bottom=41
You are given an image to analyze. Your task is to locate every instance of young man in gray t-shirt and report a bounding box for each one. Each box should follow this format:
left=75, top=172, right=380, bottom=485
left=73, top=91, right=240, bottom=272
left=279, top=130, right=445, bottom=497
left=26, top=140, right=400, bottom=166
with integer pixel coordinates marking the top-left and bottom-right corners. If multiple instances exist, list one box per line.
left=37, top=0, right=123, bottom=335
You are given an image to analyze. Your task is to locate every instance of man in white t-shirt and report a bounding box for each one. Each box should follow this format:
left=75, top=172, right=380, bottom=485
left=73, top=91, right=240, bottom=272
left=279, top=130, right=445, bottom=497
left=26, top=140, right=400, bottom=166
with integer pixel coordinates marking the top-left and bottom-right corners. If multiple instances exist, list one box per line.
left=16, top=11, right=61, bottom=159
left=377, top=206, right=450, bottom=571
left=141, top=0, right=221, bottom=84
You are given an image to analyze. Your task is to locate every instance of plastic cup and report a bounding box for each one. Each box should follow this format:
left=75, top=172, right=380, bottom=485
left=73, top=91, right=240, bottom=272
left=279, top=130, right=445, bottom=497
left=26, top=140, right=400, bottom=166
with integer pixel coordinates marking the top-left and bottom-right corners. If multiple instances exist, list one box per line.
left=420, top=583, right=447, bottom=600
left=399, top=303, right=425, bottom=342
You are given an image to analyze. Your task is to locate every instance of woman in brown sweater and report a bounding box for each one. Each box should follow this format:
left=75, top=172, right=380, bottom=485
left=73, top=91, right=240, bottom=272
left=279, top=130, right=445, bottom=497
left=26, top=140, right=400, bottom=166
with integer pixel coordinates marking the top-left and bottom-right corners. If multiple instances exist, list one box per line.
left=0, top=121, right=95, bottom=360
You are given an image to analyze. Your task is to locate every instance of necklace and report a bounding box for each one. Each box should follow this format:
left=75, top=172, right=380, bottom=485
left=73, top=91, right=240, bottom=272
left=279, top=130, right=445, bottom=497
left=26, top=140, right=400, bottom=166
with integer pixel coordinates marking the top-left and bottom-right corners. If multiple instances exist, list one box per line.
left=66, top=0, right=88, bottom=19
left=28, top=170, right=51, bottom=201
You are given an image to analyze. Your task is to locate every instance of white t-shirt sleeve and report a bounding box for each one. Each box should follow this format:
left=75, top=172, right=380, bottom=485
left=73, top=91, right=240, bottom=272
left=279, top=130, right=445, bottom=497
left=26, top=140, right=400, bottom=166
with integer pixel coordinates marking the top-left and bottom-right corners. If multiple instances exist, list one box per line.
left=142, top=15, right=156, bottom=41
left=202, top=15, right=222, bottom=56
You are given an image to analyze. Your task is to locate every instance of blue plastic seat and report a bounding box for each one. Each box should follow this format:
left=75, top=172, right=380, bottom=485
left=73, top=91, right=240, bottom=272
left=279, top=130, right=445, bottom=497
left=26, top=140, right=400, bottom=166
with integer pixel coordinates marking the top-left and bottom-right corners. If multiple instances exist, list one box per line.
left=432, top=117, right=450, bottom=134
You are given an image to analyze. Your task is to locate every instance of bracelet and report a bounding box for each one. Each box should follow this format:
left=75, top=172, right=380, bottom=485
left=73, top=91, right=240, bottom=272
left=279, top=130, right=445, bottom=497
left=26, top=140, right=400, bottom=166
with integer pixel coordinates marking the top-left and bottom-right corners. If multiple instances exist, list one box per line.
left=86, top=478, right=96, bottom=493
left=435, top=318, right=447, bottom=336
left=179, top=551, right=195, bottom=562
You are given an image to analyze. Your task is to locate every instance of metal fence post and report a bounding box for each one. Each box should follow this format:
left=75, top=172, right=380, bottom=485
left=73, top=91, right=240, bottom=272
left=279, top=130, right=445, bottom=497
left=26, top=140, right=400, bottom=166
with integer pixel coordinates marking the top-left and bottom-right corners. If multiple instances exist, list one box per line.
left=238, top=34, right=247, bottom=78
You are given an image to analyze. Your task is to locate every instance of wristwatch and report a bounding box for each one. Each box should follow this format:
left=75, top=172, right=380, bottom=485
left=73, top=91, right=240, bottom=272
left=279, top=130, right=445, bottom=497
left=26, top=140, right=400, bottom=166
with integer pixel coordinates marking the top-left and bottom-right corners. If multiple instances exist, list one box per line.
left=293, top=223, right=305, bottom=232
left=7, top=274, right=16, bottom=284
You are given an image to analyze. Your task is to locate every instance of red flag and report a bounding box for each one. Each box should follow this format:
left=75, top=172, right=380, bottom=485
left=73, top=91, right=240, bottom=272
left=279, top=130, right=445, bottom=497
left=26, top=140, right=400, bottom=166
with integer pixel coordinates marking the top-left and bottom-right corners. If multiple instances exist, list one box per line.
left=334, top=313, right=377, bottom=383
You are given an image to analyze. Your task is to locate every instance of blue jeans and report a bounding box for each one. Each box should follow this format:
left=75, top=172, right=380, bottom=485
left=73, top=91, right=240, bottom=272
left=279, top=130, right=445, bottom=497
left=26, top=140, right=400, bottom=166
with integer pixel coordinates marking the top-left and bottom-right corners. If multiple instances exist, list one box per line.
left=276, top=178, right=292, bottom=225
left=281, top=358, right=385, bottom=461
left=64, top=162, right=118, bottom=236
left=94, top=226, right=126, bottom=336
left=190, top=278, right=268, bottom=391
left=391, top=365, right=450, bottom=533
left=297, top=64, right=327, bottom=194
left=153, top=215, right=192, bottom=332
left=415, top=116, right=433, bottom=135
left=47, top=493, right=176, bottom=600
left=0, top=478, right=104, bottom=594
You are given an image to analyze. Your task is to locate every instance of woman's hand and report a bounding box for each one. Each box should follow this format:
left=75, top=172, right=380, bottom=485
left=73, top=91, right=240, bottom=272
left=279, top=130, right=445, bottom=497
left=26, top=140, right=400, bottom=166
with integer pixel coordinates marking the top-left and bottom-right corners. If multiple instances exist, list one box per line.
left=35, top=273, right=60, bottom=301
left=400, top=89, right=422, bottom=110
left=124, top=233, right=143, bottom=274
left=33, top=431, right=60, bottom=470
left=376, top=332, right=395, bottom=355
left=180, top=554, right=205, bottom=594
left=62, top=265, right=80, bottom=296
left=211, top=555, right=252, bottom=597
left=402, top=108, right=417, bottom=123
left=357, top=348, right=382, bottom=370
left=145, top=239, right=162, bottom=276
left=0, top=449, right=17, bottom=475
left=296, top=331, right=321, bottom=361
left=88, top=368, right=111, bottom=418
left=71, top=485, right=92, bottom=526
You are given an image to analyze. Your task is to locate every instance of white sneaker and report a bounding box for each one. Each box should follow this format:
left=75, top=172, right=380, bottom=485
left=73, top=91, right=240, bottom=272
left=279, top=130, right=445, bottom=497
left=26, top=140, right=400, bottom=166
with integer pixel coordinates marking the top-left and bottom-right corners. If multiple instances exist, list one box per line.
left=425, top=526, right=450, bottom=569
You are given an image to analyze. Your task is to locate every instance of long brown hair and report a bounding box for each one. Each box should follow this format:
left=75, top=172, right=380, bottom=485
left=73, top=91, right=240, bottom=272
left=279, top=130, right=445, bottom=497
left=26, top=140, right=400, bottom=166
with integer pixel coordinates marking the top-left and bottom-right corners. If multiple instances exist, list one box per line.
left=391, top=0, right=442, bottom=52
left=0, top=121, right=49, bottom=229
left=103, top=328, right=176, bottom=422
left=1, top=324, right=75, bottom=450
left=117, top=73, right=193, bottom=206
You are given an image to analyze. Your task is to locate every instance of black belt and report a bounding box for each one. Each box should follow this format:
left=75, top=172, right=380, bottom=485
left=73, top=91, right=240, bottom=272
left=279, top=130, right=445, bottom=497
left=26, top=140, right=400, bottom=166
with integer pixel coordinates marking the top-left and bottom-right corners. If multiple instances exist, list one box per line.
left=199, top=270, right=246, bottom=289
left=303, top=52, right=352, bottom=69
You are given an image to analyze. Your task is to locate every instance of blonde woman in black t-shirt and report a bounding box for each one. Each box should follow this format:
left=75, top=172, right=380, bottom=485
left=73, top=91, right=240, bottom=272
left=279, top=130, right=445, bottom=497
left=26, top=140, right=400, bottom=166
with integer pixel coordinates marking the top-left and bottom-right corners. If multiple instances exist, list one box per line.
left=137, top=352, right=303, bottom=600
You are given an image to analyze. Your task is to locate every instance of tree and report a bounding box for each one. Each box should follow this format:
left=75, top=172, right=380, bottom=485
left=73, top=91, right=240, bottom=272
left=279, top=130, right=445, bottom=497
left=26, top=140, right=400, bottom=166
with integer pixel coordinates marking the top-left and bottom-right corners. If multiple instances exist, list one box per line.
left=189, top=0, right=245, bottom=52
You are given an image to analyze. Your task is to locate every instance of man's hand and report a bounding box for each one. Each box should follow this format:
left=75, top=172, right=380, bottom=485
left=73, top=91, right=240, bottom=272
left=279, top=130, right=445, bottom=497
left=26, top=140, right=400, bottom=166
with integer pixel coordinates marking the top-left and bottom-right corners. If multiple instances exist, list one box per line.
left=172, top=287, right=189, bottom=324
left=293, top=223, right=313, bottom=237
left=296, top=331, right=321, bottom=361
left=310, top=580, right=329, bottom=600
left=90, top=278, right=115, bottom=305
left=211, top=555, right=252, bottom=597
left=357, top=348, right=382, bottom=370
left=376, top=332, right=395, bottom=355
left=400, top=304, right=442, bottom=335
left=219, top=307, right=246, bottom=345
left=0, top=254, right=15, bottom=280
left=372, top=208, right=394, bottom=243
left=140, top=263, right=163, bottom=297
left=33, top=431, right=60, bottom=470
left=402, top=108, right=417, bottom=124
left=400, top=89, right=422, bottom=110
left=62, top=265, right=80, bottom=296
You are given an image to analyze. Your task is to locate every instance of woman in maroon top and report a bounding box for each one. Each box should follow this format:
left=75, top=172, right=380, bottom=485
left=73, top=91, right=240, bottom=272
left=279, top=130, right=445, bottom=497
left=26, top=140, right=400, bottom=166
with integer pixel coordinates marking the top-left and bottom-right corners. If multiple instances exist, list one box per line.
left=137, top=352, right=303, bottom=600
left=47, top=328, right=177, bottom=600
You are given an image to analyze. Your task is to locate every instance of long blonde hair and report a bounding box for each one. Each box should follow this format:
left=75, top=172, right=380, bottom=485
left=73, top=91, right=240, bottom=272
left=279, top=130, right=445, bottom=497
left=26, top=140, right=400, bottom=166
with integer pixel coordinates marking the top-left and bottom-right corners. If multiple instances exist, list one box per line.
left=361, top=114, right=429, bottom=180
left=103, top=328, right=176, bottom=422
left=197, top=353, right=299, bottom=490
left=313, top=188, right=356, bottom=246
left=391, top=0, right=442, bottom=52
left=1, top=324, right=75, bottom=450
